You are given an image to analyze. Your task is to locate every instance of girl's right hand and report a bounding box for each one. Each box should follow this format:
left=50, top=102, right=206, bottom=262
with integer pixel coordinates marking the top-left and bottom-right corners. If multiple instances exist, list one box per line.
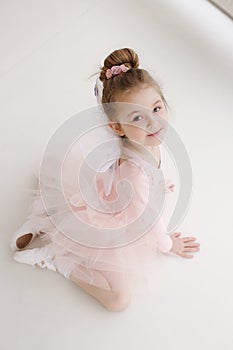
left=169, top=232, right=200, bottom=259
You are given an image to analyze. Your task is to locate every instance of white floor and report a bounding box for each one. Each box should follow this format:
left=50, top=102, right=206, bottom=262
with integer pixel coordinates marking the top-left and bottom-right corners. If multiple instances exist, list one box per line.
left=1, top=0, right=233, bottom=349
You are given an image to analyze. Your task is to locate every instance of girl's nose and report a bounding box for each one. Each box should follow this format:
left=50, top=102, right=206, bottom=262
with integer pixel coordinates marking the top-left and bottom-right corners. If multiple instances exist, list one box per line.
left=146, top=114, right=160, bottom=132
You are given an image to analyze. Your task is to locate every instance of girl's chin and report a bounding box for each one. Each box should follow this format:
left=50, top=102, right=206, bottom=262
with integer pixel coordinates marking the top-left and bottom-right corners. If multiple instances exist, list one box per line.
left=146, top=133, right=164, bottom=144
left=146, top=141, right=161, bottom=147
left=146, top=136, right=162, bottom=144
left=126, top=136, right=163, bottom=146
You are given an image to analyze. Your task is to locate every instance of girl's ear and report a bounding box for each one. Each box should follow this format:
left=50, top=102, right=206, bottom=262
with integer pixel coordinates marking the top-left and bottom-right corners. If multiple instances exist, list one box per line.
left=108, top=122, right=124, bottom=136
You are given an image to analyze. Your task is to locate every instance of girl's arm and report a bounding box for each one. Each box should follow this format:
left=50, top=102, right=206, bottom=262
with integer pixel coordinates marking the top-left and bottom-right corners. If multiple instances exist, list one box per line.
left=115, top=161, right=173, bottom=253
left=118, top=161, right=200, bottom=258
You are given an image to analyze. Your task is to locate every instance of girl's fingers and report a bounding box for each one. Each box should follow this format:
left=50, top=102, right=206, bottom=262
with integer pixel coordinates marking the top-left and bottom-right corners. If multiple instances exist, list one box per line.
left=184, top=243, right=200, bottom=248
left=183, top=237, right=197, bottom=243
left=183, top=247, right=199, bottom=252
left=179, top=252, right=194, bottom=259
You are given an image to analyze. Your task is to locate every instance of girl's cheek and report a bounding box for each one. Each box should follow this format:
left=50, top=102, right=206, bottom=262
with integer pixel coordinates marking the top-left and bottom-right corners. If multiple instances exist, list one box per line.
left=126, top=122, right=149, bottom=136
left=161, top=111, right=168, bottom=122
left=126, top=127, right=144, bottom=140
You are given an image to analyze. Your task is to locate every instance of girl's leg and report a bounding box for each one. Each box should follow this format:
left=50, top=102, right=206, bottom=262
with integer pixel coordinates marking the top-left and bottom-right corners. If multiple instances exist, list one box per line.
left=68, top=266, right=132, bottom=312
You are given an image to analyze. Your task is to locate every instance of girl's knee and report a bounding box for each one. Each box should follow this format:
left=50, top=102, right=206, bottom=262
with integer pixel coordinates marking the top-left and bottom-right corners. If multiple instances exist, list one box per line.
left=106, top=289, right=132, bottom=312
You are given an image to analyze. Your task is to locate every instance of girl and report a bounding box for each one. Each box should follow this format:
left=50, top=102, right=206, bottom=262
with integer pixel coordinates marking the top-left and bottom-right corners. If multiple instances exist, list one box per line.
left=10, top=48, right=200, bottom=312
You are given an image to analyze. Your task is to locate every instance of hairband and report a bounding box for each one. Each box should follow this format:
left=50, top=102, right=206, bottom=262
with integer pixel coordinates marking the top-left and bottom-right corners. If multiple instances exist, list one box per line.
left=105, top=64, right=129, bottom=79
left=93, top=64, right=130, bottom=99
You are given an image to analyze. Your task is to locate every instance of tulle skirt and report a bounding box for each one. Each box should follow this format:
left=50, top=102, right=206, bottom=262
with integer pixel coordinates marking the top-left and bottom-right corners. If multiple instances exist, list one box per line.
left=21, top=174, right=167, bottom=294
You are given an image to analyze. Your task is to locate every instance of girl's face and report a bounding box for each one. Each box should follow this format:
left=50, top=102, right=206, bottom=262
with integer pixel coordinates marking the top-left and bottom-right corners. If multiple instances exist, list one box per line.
left=109, top=86, right=168, bottom=147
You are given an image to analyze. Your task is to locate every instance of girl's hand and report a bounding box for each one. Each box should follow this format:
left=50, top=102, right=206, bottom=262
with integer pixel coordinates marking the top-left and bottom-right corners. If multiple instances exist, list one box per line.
left=164, top=179, right=175, bottom=193
left=158, top=179, right=175, bottom=193
left=169, top=232, right=200, bottom=259
left=166, top=183, right=175, bottom=193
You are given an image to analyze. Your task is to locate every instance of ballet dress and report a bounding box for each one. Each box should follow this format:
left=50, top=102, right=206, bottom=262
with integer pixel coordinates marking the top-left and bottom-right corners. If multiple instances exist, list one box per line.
left=12, top=140, right=175, bottom=293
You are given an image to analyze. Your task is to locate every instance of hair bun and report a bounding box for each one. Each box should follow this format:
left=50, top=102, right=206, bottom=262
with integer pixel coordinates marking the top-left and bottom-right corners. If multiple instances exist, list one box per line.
left=99, top=48, right=139, bottom=82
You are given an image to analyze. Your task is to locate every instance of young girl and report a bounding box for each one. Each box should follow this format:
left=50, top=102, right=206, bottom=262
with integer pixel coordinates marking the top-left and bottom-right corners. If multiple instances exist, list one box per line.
left=10, top=47, right=200, bottom=312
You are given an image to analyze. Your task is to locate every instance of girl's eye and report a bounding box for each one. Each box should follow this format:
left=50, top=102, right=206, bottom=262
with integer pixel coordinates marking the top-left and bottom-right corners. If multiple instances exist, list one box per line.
left=132, top=106, right=162, bottom=122
left=132, top=115, right=143, bottom=122
left=153, top=106, right=161, bottom=113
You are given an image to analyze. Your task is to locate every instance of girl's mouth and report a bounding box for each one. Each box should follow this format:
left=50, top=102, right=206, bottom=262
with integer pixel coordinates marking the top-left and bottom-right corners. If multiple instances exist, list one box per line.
left=147, top=128, right=162, bottom=136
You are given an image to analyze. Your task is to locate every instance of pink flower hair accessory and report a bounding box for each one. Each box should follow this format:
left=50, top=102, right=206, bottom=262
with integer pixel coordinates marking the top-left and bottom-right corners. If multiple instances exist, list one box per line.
left=105, top=64, right=130, bottom=79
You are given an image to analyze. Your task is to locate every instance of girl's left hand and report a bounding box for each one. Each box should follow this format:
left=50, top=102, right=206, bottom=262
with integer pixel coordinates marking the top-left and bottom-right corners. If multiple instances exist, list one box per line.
left=165, top=179, right=175, bottom=193
left=169, top=232, right=200, bottom=259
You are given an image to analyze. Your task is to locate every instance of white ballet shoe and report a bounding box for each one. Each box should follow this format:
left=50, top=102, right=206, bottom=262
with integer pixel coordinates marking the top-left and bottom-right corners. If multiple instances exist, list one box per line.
left=13, top=243, right=57, bottom=272
left=10, top=220, right=40, bottom=252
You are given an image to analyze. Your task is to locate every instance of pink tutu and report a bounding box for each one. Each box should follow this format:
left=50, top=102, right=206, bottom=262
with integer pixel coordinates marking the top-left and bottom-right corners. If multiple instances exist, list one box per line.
left=13, top=140, right=174, bottom=292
